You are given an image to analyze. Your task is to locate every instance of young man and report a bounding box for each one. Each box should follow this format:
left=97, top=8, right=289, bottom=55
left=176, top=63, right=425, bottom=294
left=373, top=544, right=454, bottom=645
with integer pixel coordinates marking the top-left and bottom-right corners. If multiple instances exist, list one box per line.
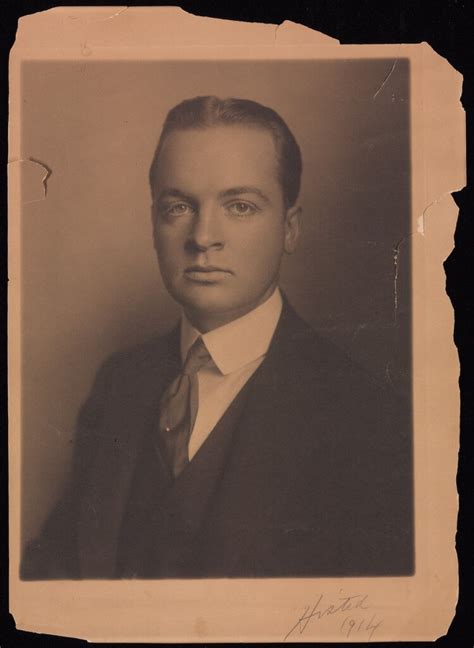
left=22, top=96, right=413, bottom=579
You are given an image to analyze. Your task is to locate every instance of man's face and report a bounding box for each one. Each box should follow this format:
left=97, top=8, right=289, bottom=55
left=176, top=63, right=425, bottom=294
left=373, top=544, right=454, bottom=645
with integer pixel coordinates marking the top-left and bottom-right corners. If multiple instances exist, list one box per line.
left=152, top=125, right=300, bottom=331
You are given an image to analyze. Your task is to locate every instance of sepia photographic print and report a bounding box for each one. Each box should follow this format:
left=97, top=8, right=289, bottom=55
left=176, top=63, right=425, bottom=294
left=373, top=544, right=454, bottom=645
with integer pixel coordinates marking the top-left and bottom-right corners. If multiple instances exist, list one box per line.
left=9, top=8, right=462, bottom=642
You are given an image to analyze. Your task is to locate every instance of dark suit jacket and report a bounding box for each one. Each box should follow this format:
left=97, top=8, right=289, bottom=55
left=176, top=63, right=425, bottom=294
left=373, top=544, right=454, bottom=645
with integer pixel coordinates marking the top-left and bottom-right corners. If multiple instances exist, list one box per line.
left=21, top=300, right=414, bottom=579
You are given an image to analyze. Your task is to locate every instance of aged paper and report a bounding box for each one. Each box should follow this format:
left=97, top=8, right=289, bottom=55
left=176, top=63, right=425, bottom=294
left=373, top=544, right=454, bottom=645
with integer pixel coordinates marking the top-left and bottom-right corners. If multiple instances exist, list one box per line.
left=9, top=7, right=464, bottom=642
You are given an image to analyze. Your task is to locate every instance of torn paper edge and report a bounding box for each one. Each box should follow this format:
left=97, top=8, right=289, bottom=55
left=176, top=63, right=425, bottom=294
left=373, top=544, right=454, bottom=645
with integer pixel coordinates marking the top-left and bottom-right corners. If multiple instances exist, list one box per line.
left=7, top=8, right=464, bottom=643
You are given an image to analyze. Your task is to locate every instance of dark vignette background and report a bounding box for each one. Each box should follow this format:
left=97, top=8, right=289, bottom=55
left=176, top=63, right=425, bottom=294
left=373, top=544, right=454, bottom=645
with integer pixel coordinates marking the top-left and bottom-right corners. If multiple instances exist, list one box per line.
left=2, top=2, right=472, bottom=648
left=19, top=58, right=411, bottom=552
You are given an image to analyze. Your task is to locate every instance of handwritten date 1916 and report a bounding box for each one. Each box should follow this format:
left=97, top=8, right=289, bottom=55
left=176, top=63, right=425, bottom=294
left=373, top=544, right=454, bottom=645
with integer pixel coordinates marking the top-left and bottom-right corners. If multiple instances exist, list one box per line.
left=284, top=593, right=383, bottom=641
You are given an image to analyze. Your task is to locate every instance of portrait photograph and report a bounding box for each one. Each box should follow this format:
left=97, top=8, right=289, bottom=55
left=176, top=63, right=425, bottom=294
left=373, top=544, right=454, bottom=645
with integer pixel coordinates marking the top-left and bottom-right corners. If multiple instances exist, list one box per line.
left=8, top=7, right=462, bottom=642
left=18, top=56, right=414, bottom=581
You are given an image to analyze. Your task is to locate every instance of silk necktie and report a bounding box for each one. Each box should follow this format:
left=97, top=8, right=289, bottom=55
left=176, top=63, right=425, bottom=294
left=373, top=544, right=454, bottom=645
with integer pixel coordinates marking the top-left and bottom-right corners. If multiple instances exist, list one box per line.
left=159, top=336, right=211, bottom=477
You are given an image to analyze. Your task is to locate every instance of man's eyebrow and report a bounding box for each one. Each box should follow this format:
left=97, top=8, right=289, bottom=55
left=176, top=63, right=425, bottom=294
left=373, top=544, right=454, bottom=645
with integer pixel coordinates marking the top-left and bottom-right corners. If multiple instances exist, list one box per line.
left=155, top=186, right=271, bottom=204
left=218, top=186, right=271, bottom=203
left=155, top=188, right=196, bottom=203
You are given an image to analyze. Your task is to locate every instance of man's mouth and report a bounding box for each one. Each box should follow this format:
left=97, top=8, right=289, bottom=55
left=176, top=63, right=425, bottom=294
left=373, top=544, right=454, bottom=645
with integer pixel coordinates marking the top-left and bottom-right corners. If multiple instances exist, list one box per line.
left=184, top=265, right=232, bottom=283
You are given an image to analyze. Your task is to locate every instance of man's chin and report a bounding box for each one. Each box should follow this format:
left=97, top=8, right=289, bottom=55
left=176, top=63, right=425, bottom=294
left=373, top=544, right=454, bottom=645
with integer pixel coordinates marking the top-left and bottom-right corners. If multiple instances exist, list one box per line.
left=172, top=287, right=251, bottom=329
left=169, top=278, right=277, bottom=329
left=171, top=281, right=225, bottom=305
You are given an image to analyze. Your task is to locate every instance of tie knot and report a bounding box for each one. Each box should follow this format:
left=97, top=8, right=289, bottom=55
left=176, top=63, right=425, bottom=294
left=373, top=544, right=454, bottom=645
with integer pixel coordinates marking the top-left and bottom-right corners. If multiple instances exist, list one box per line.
left=182, top=337, right=211, bottom=375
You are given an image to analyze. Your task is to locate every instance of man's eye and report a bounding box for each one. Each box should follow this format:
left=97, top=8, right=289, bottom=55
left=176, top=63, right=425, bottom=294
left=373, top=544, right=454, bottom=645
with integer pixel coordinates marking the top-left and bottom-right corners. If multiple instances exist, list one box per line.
left=227, top=201, right=258, bottom=217
left=165, top=203, right=194, bottom=217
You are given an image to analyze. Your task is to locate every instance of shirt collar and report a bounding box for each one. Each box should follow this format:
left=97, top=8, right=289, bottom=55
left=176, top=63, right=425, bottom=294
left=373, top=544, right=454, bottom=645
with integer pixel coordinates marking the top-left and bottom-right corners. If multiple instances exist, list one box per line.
left=180, top=288, right=283, bottom=375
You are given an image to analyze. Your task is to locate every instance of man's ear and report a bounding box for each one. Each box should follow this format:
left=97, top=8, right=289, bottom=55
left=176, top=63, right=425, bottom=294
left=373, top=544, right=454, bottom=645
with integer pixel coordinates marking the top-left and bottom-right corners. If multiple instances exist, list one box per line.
left=284, top=205, right=301, bottom=254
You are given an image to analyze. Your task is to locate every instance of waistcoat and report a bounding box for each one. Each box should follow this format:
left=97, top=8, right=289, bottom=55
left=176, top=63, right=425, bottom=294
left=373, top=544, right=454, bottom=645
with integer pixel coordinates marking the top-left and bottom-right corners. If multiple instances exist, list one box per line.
left=115, top=378, right=253, bottom=578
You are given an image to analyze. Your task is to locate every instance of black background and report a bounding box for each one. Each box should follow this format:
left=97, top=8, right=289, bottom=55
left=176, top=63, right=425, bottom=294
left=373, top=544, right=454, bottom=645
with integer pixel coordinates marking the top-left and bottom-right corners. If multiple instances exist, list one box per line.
left=1, top=1, right=473, bottom=647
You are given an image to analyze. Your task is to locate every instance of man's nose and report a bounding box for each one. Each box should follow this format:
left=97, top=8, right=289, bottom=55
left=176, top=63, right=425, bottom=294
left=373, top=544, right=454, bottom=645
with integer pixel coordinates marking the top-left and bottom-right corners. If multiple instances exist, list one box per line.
left=186, top=206, right=224, bottom=252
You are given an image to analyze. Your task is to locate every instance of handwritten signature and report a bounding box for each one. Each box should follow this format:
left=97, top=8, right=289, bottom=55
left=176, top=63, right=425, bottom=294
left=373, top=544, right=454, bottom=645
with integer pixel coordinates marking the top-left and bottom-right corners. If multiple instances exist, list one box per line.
left=284, top=593, right=383, bottom=641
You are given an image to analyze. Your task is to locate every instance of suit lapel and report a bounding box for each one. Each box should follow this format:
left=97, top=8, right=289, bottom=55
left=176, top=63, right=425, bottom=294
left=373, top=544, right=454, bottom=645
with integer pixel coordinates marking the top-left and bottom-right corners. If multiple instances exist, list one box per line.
left=197, top=301, right=330, bottom=574
left=78, top=328, right=181, bottom=578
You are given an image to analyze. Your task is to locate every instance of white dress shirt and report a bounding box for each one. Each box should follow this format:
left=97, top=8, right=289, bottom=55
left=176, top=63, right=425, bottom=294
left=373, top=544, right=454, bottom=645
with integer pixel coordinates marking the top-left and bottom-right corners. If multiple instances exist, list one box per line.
left=180, top=288, right=283, bottom=459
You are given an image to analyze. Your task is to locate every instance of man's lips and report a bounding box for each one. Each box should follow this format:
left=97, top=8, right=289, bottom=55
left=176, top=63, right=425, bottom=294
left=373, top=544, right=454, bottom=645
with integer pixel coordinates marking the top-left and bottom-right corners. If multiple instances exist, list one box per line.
left=184, top=265, right=232, bottom=282
left=185, top=265, right=232, bottom=273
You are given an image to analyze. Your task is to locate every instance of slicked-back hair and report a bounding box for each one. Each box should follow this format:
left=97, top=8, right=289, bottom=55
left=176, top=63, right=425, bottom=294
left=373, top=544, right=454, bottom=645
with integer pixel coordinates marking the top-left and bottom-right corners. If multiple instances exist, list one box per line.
left=149, top=96, right=302, bottom=209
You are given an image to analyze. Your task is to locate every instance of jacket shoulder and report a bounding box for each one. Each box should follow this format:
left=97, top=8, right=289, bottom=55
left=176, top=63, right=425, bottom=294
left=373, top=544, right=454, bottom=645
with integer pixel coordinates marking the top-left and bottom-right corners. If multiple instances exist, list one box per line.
left=96, top=326, right=179, bottom=378
left=278, top=303, right=408, bottom=416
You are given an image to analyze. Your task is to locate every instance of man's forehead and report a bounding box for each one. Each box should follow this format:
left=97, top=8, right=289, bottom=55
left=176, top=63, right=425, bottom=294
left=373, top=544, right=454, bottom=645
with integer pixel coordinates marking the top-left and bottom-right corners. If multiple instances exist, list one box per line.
left=160, top=125, right=277, bottom=161
left=155, top=125, right=280, bottom=188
